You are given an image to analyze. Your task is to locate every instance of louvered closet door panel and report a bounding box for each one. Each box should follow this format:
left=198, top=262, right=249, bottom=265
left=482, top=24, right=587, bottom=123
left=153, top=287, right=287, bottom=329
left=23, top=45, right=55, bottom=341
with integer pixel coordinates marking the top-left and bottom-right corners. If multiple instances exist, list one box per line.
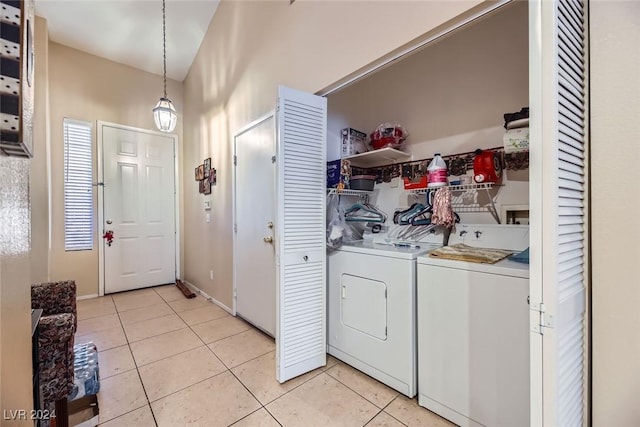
left=276, top=86, right=327, bottom=383
left=530, top=0, right=587, bottom=425
left=555, top=2, right=587, bottom=425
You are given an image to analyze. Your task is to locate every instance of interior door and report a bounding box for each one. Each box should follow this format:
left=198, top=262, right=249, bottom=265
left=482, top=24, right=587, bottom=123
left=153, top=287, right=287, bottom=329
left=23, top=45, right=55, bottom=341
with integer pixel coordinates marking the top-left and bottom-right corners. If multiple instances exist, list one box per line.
left=234, top=114, right=277, bottom=336
left=275, top=85, right=327, bottom=383
left=101, top=124, right=176, bottom=294
left=529, top=0, right=588, bottom=425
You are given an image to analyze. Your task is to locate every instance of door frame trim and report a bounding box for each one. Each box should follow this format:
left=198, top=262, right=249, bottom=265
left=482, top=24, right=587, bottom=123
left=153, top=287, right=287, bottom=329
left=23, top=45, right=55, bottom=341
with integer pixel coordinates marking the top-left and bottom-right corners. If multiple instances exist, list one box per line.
left=97, top=120, right=181, bottom=296
left=232, top=111, right=275, bottom=316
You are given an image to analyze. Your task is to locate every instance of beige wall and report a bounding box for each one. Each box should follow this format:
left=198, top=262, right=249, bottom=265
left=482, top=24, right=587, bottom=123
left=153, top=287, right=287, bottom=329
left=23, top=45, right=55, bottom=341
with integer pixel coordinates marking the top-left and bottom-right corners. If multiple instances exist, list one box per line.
left=0, top=16, right=49, bottom=423
left=30, top=16, right=50, bottom=284
left=47, top=42, right=184, bottom=296
left=591, top=1, right=640, bottom=425
left=328, top=1, right=528, bottom=152
left=0, top=157, right=33, bottom=424
left=183, top=0, right=485, bottom=307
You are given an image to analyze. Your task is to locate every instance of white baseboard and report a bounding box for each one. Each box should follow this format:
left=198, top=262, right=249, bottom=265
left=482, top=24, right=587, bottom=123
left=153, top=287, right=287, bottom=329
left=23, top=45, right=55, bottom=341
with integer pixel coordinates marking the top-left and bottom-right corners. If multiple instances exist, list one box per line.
left=77, top=294, right=99, bottom=301
left=182, top=280, right=234, bottom=315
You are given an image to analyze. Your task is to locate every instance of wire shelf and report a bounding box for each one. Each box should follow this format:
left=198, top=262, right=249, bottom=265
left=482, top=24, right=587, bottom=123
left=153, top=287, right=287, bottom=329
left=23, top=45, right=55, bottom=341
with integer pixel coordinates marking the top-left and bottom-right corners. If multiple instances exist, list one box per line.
left=408, top=182, right=496, bottom=194
left=408, top=182, right=501, bottom=223
left=326, top=188, right=372, bottom=197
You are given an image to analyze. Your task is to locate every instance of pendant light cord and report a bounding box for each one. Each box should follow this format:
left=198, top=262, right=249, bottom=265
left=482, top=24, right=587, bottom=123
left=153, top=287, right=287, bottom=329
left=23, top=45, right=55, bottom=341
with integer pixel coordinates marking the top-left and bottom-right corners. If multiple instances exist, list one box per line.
left=162, top=0, right=167, bottom=99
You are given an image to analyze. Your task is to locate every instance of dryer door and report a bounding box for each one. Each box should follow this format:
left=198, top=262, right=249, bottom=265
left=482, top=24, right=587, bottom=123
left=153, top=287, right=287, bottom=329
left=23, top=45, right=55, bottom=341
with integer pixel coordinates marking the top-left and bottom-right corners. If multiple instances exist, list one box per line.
left=341, top=274, right=387, bottom=340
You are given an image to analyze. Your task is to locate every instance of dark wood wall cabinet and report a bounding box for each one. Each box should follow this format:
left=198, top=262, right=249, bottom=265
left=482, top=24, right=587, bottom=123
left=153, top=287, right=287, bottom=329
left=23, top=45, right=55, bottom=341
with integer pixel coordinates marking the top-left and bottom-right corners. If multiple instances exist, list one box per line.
left=1, top=0, right=34, bottom=157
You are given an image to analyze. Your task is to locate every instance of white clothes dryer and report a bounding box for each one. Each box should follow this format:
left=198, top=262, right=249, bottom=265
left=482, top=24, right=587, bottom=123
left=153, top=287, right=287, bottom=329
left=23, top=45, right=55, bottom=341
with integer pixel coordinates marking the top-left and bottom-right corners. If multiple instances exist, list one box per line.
left=327, top=240, right=439, bottom=397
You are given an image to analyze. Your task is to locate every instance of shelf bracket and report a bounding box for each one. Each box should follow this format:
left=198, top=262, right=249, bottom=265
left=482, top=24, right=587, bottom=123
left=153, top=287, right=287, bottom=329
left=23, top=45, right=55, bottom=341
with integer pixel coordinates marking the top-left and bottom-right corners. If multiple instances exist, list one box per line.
left=485, top=187, right=501, bottom=224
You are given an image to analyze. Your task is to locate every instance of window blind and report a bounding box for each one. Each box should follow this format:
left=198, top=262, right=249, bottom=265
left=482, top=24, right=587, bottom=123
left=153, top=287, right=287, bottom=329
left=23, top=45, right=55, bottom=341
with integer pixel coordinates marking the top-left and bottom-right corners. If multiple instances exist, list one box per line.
left=63, top=119, right=93, bottom=251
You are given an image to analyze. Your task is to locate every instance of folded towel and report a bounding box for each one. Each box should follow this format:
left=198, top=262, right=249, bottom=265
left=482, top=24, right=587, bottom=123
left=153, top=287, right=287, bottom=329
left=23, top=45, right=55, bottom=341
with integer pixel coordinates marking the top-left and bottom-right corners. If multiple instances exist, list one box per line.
left=429, top=243, right=513, bottom=264
left=506, top=118, right=529, bottom=129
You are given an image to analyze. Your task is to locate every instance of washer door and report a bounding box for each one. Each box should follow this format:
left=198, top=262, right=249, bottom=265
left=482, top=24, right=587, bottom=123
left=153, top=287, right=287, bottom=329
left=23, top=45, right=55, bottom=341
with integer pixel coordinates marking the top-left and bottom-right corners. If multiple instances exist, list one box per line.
left=340, top=274, right=387, bottom=340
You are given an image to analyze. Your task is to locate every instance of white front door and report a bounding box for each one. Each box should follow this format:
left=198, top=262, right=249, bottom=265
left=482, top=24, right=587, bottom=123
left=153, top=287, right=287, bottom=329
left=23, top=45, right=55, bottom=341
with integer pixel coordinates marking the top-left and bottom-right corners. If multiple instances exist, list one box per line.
left=100, top=123, right=177, bottom=294
left=234, top=114, right=277, bottom=336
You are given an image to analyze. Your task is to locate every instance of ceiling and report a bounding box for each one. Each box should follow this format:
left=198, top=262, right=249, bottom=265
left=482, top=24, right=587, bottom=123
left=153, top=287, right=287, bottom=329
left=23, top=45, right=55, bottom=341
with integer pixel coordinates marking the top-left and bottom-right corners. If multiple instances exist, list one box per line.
left=34, top=0, right=220, bottom=82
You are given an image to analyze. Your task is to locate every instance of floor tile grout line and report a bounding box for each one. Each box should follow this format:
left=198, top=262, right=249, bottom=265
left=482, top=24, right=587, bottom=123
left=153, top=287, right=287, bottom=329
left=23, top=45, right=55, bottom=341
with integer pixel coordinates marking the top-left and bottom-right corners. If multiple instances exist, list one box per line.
left=80, top=288, right=263, bottom=424
left=379, top=396, right=410, bottom=426
left=82, top=289, right=423, bottom=427
left=132, top=340, right=204, bottom=369
left=126, top=286, right=244, bottom=403
left=258, top=367, right=326, bottom=407
left=178, top=312, right=230, bottom=327
left=224, top=350, right=328, bottom=409
left=97, top=289, right=360, bottom=426
left=224, top=407, right=272, bottom=427
left=114, top=298, right=159, bottom=427
left=199, top=325, right=258, bottom=348
left=135, top=343, right=214, bottom=373
left=125, top=294, right=215, bottom=369
left=96, top=402, right=150, bottom=426
left=145, top=368, right=232, bottom=405
left=122, top=319, right=190, bottom=345
left=324, top=363, right=401, bottom=412
left=226, top=366, right=267, bottom=415
left=120, top=310, right=181, bottom=328
left=211, top=344, right=274, bottom=372
left=133, top=366, right=159, bottom=427
left=189, top=318, right=251, bottom=345
left=362, top=408, right=385, bottom=427
left=262, top=404, right=285, bottom=427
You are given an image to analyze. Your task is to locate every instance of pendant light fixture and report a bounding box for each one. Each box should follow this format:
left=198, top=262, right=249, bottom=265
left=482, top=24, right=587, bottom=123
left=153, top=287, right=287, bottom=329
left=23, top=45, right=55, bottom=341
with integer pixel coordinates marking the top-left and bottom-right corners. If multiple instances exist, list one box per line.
left=153, top=0, right=177, bottom=133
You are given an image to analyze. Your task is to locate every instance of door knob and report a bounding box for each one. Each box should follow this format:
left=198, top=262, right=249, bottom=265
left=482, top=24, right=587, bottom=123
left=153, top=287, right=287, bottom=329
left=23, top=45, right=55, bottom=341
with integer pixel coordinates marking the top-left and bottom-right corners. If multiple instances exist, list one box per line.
left=263, top=236, right=273, bottom=243
left=106, top=220, right=112, bottom=225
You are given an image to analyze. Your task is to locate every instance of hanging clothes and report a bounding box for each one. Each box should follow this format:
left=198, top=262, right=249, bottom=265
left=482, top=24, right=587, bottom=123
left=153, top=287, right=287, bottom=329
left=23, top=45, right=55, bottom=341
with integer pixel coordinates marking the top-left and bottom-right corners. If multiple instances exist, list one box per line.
left=431, top=187, right=456, bottom=228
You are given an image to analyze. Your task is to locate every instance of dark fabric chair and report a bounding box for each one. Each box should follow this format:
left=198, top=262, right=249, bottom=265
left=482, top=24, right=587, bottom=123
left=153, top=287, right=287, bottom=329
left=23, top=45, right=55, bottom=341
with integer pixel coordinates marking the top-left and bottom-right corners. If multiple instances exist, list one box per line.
left=31, top=280, right=77, bottom=425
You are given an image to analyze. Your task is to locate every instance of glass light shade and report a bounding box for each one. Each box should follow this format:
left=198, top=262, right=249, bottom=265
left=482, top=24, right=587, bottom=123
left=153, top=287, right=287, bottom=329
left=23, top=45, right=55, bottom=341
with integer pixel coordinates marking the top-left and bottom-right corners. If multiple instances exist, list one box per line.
left=153, top=97, right=177, bottom=133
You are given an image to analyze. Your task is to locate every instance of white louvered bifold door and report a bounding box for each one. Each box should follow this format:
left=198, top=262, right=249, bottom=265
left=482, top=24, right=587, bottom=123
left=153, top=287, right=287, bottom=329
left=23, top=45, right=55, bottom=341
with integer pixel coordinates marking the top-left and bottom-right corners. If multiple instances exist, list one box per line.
left=529, top=0, right=588, bottom=426
left=275, top=86, right=327, bottom=383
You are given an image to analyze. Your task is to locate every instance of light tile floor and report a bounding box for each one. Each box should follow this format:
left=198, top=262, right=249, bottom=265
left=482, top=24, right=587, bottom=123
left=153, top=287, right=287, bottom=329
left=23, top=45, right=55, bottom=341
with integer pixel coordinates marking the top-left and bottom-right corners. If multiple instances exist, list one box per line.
left=75, top=285, right=455, bottom=427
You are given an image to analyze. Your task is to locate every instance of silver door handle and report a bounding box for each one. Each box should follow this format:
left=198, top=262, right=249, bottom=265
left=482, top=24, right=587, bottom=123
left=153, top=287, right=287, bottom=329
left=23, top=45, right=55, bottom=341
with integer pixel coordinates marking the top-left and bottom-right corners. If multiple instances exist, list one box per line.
left=106, top=220, right=112, bottom=225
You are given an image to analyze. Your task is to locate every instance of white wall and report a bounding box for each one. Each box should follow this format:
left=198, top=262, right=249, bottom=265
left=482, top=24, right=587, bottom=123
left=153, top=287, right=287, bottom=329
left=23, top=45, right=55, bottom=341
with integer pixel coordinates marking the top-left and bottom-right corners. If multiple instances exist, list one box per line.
left=591, top=1, right=640, bottom=425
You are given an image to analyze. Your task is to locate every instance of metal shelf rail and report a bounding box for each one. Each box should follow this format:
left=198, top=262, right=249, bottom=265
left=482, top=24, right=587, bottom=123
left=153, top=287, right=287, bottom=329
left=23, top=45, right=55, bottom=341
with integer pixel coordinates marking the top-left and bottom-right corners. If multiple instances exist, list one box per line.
left=409, top=183, right=501, bottom=223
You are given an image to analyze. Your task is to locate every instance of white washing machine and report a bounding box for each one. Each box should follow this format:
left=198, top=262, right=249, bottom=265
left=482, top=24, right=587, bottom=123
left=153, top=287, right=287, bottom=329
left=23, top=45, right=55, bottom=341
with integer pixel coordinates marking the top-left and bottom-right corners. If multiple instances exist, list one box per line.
left=327, top=240, right=439, bottom=397
left=416, top=225, right=530, bottom=427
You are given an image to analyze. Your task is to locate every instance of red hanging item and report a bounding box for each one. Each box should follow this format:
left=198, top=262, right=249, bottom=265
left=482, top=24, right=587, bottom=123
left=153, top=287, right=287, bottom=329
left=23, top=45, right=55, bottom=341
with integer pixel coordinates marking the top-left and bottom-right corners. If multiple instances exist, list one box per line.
left=103, top=230, right=114, bottom=246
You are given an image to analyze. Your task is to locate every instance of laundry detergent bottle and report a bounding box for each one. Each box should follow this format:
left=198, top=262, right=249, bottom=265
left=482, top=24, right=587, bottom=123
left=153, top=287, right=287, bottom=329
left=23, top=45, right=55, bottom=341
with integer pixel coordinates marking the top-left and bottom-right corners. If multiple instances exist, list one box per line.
left=427, top=153, right=448, bottom=188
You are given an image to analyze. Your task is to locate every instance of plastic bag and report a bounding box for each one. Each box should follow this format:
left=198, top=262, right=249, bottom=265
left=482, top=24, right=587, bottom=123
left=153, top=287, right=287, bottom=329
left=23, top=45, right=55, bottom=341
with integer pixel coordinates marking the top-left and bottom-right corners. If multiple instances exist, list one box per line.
left=326, top=195, right=352, bottom=249
left=370, top=123, right=408, bottom=150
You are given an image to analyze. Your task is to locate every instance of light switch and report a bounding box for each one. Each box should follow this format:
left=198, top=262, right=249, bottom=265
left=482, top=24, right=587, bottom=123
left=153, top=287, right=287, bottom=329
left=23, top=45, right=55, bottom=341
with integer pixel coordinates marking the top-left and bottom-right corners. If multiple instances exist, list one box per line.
left=205, top=213, right=211, bottom=223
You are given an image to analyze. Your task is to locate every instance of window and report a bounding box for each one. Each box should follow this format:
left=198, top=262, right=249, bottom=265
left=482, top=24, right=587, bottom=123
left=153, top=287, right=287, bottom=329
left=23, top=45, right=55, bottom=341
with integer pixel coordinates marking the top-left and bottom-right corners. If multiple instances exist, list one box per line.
left=63, top=119, right=93, bottom=251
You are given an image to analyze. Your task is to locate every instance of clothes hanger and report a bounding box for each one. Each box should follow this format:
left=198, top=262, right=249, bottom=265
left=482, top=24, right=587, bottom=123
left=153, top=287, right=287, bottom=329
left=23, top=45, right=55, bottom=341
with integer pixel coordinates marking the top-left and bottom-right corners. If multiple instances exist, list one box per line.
left=363, top=203, right=388, bottom=222
left=394, top=203, right=425, bottom=225
left=344, top=203, right=386, bottom=223
left=410, top=205, right=432, bottom=226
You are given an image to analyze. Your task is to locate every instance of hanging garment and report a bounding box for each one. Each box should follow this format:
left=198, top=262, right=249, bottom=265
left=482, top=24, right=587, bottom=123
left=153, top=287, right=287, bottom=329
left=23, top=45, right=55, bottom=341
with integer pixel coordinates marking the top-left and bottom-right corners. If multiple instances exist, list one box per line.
left=431, top=187, right=456, bottom=228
